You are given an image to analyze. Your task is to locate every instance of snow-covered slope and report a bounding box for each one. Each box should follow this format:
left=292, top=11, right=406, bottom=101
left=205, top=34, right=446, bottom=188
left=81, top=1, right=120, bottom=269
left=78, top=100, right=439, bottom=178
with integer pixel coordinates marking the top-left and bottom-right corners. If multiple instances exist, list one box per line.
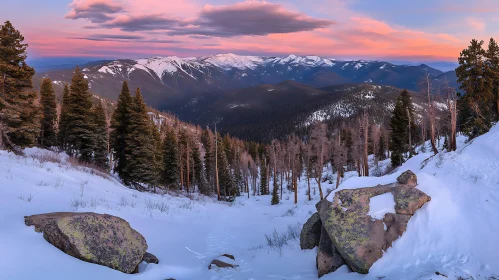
left=1, top=126, right=498, bottom=279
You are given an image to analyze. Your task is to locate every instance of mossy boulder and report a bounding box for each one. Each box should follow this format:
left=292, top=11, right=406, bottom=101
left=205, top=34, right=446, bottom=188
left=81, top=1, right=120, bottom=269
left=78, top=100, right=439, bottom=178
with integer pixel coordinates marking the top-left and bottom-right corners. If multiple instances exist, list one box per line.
left=25, top=212, right=148, bottom=274
left=304, top=170, right=431, bottom=276
left=300, top=212, right=322, bottom=250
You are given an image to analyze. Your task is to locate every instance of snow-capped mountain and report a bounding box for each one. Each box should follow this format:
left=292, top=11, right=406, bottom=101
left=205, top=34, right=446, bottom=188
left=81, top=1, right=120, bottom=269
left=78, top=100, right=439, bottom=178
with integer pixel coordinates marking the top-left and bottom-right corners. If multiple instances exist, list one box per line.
left=40, top=53, right=454, bottom=110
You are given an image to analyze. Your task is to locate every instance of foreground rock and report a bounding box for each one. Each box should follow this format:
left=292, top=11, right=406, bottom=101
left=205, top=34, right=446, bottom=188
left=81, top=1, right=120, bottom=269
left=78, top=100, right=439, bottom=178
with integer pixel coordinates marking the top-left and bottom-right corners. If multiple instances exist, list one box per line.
left=300, top=212, right=322, bottom=250
left=25, top=212, right=148, bottom=274
left=300, top=170, right=431, bottom=277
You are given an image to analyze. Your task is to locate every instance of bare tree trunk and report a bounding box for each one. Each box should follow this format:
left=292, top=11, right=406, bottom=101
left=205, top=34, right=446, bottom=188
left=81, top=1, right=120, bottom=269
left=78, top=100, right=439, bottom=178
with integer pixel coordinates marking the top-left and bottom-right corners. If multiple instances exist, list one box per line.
left=425, top=74, right=438, bottom=155
left=407, top=108, right=413, bottom=157
left=307, top=175, right=311, bottom=201
left=186, top=142, right=190, bottom=193
left=280, top=172, right=283, bottom=200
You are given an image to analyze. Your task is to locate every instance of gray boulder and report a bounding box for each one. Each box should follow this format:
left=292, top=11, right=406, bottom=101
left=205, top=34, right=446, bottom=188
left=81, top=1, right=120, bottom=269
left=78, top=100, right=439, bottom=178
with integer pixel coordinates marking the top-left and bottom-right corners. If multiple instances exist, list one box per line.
left=300, top=212, right=322, bottom=250
left=316, top=226, right=345, bottom=278
left=25, top=212, right=148, bottom=274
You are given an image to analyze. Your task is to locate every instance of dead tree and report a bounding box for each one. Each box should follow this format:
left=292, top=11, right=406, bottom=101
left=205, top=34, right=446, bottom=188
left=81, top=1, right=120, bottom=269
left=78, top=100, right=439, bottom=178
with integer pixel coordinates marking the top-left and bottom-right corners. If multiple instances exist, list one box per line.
left=421, top=73, right=438, bottom=155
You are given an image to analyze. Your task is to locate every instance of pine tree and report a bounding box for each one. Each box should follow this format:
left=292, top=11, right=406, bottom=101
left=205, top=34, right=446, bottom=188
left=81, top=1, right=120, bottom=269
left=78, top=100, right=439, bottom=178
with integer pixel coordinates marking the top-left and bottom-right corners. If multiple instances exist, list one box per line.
left=0, top=20, right=39, bottom=150
left=456, top=39, right=494, bottom=138
left=92, top=101, right=109, bottom=170
left=162, top=126, right=179, bottom=189
left=39, top=77, right=57, bottom=147
left=485, top=38, right=499, bottom=119
left=377, top=132, right=386, bottom=160
left=124, top=88, right=156, bottom=187
left=192, top=143, right=208, bottom=194
left=110, top=81, right=132, bottom=180
left=65, top=67, right=95, bottom=162
left=201, top=129, right=215, bottom=185
left=259, top=158, right=268, bottom=195
left=58, top=84, right=70, bottom=150
left=217, top=134, right=235, bottom=201
left=390, top=93, right=407, bottom=167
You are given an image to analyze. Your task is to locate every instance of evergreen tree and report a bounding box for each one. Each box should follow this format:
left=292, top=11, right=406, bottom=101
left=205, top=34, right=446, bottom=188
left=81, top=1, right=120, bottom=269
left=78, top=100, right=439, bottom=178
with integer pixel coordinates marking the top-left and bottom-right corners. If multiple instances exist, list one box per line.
left=456, top=39, right=494, bottom=138
left=124, top=88, right=156, bottom=187
left=192, top=143, right=208, bottom=194
left=39, top=77, right=57, bottom=147
left=485, top=38, right=499, bottom=119
left=201, top=129, right=215, bottom=185
left=259, top=158, right=268, bottom=195
left=110, top=81, right=132, bottom=180
left=0, top=20, right=39, bottom=150
left=92, top=101, right=109, bottom=170
left=217, top=134, right=235, bottom=201
left=162, top=126, right=179, bottom=189
left=65, top=67, right=94, bottom=162
left=390, top=93, right=407, bottom=167
left=377, top=132, right=386, bottom=160
left=58, top=84, right=70, bottom=150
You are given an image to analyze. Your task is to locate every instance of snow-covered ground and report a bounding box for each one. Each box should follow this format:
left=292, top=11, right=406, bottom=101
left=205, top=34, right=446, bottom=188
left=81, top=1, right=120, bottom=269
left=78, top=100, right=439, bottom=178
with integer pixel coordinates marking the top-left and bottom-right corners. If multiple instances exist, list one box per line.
left=1, top=126, right=499, bottom=279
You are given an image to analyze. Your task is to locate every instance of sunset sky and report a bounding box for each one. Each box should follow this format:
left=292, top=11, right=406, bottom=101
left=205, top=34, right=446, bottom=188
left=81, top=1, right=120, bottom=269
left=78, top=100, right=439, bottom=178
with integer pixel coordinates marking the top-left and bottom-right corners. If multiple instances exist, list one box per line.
left=3, top=0, right=499, bottom=61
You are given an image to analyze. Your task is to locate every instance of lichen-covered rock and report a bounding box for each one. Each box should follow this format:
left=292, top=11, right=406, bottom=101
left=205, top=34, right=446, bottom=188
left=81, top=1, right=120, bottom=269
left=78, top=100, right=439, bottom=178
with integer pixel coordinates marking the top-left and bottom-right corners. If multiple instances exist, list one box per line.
left=396, top=170, right=418, bottom=187
left=142, top=252, right=159, bottom=264
left=25, top=212, right=148, bottom=274
left=316, top=226, right=345, bottom=278
left=300, top=212, right=322, bottom=250
left=323, top=186, right=393, bottom=274
left=392, top=185, right=431, bottom=215
left=313, top=170, right=430, bottom=276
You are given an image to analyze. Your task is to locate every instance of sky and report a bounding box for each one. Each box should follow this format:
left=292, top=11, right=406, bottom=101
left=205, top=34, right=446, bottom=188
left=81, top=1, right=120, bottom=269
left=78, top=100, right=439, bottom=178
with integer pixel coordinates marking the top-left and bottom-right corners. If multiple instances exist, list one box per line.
left=2, top=0, right=499, bottom=62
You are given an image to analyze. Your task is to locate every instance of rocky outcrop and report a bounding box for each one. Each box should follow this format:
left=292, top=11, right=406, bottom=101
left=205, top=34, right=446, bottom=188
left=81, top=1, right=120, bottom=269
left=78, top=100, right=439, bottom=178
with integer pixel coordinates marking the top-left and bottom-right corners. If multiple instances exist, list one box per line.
left=208, top=259, right=238, bottom=269
left=25, top=212, right=149, bottom=274
left=300, top=212, right=322, bottom=250
left=300, top=170, right=431, bottom=277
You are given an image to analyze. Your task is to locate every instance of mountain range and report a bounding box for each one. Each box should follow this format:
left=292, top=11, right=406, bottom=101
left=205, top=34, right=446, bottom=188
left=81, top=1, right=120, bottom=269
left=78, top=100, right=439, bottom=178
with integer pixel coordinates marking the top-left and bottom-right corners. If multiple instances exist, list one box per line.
left=39, top=54, right=457, bottom=107
left=38, top=54, right=457, bottom=141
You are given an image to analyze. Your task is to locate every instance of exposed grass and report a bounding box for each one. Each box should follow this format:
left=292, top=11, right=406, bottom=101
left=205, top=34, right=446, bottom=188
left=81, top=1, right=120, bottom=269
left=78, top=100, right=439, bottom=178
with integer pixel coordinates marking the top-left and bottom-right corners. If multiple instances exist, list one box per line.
left=264, top=224, right=301, bottom=255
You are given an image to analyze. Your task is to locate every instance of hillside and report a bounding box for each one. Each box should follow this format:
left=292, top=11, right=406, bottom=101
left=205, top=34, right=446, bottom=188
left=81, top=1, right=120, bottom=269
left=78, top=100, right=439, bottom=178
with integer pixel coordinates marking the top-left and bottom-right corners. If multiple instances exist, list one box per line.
left=1, top=124, right=498, bottom=279
left=164, top=82, right=430, bottom=142
left=37, top=54, right=455, bottom=110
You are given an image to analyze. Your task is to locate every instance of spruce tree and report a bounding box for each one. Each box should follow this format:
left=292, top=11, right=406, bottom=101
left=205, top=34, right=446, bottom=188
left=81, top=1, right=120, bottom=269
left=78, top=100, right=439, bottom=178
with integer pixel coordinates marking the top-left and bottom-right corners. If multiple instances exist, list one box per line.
left=456, top=39, right=494, bottom=138
left=92, top=101, right=109, bottom=170
left=259, top=158, right=268, bottom=195
left=162, top=126, right=179, bottom=189
left=201, top=129, right=215, bottom=185
left=0, top=20, right=39, bottom=150
left=110, top=81, right=132, bottom=180
left=390, top=94, right=407, bottom=167
left=486, top=38, right=499, bottom=119
left=217, top=134, right=235, bottom=201
left=124, top=88, right=156, bottom=187
left=58, top=84, right=70, bottom=150
left=377, top=132, right=386, bottom=160
left=65, top=67, right=95, bottom=161
left=192, top=143, right=208, bottom=194
left=39, top=78, right=57, bottom=147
